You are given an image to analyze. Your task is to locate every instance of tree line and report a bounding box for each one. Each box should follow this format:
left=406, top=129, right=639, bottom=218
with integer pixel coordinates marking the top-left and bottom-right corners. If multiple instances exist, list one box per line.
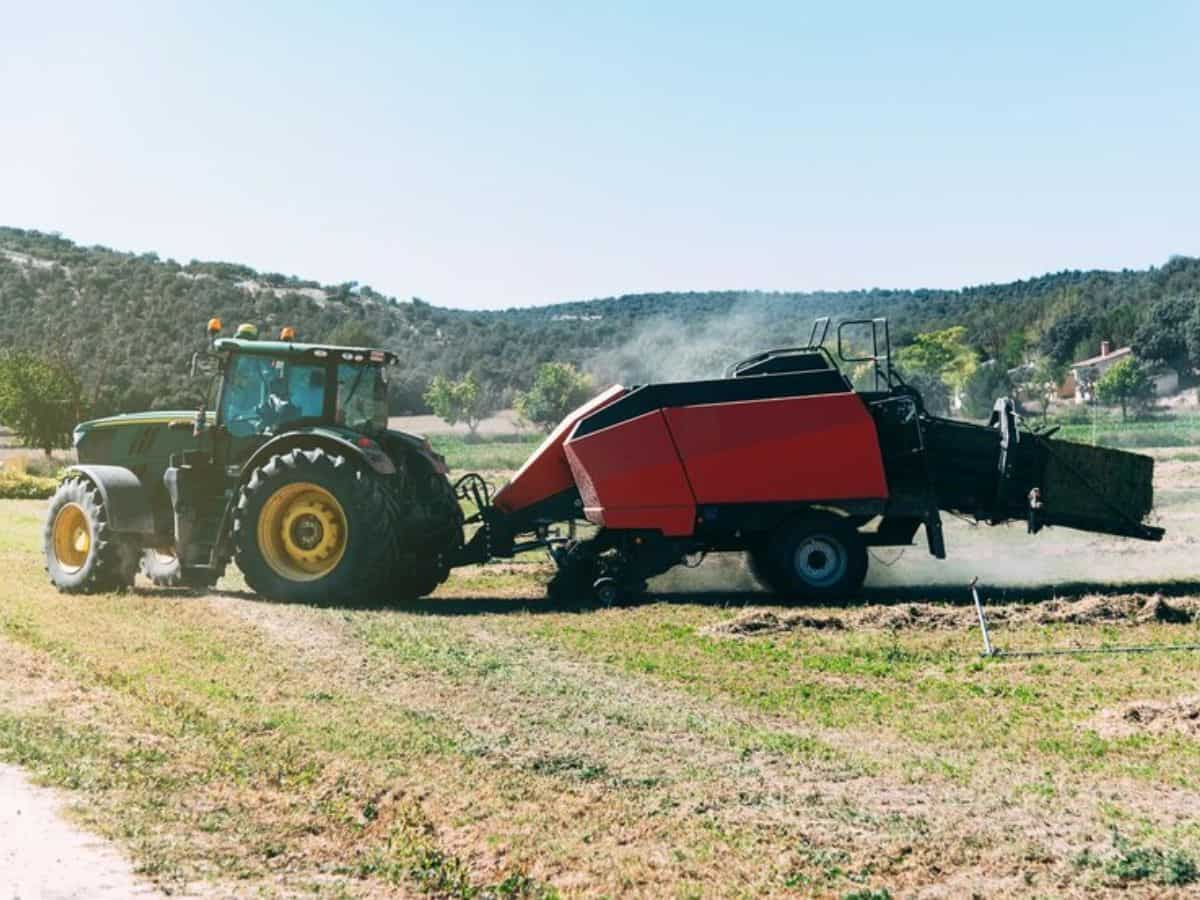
left=1, top=226, right=1198, bottom=447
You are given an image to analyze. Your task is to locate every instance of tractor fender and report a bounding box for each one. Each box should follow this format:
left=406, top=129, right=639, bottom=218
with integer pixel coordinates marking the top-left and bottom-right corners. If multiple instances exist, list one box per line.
left=239, top=429, right=396, bottom=481
left=65, top=465, right=156, bottom=538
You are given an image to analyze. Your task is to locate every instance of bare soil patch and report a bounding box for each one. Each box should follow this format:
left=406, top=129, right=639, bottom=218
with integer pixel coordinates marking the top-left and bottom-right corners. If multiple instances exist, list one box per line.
left=1092, top=696, right=1200, bottom=740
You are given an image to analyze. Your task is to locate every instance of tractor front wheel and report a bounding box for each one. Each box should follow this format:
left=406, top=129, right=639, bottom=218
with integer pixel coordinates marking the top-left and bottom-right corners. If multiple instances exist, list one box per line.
left=139, top=548, right=220, bottom=590
left=747, top=517, right=868, bottom=603
left=233, top=448, right=397, bottom=605
left=44, top=476, right=137, bottom=593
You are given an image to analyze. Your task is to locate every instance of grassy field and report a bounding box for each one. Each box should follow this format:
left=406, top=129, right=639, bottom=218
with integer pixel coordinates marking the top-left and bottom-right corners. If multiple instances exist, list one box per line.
left=428, top=434, right=547, bottom=474
left=1051, top=410, right=1200, bottom=449
left=1, top=451, right=1200, bottom=896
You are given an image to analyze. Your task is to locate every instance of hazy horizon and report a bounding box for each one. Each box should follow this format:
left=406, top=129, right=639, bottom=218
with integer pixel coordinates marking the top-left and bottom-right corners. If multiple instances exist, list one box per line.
left=4, top=2, right=1197, bottom=309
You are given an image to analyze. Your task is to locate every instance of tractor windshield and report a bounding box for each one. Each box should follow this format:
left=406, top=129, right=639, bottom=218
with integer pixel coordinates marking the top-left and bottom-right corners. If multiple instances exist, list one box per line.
left=336, top=363, right=388, bottom=433
left=220, top=354, right=327, bottom=437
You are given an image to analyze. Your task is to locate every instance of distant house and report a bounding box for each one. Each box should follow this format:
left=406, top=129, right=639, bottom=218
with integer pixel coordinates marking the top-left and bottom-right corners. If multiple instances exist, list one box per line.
left=1069, top=342, right=1179, bottom=403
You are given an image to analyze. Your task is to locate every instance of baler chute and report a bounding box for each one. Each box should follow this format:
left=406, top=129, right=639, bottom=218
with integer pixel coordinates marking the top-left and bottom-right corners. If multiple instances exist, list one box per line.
left=452, top=317, right=1161, bottom=605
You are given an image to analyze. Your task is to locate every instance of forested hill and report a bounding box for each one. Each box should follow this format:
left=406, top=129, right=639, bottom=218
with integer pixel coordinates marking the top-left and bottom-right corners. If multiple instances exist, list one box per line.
left=1, top=226, right=1198, bottom=415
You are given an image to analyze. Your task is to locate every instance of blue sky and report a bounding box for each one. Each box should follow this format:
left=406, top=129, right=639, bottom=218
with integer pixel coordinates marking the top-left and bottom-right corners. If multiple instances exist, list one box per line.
left=2, top=1, right=1196, bottom=309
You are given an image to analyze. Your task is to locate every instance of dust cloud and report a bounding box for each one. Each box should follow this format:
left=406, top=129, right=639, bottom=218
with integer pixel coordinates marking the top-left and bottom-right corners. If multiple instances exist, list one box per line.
left=586, top=304, right=801, bottom=386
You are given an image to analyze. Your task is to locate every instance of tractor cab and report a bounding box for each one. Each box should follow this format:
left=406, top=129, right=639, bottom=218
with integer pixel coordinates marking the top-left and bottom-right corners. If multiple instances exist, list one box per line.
left=207, top=336, right=396, bottom=469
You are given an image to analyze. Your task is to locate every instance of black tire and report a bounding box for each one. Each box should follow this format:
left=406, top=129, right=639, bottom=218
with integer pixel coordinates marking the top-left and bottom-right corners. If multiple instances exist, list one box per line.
left=744, top=542, right=778, bottom=593
left=233, top=447, right=397, bottom=605
left=546, top=546, right=598, bottom=607
left=747, top=517, right=868, bottom=603
left=393, top=567, right=444, bottom=601
left=376, top=477, right=453, bottom=602
left=44, top=476, right=137, bottom=593
left=139, top=549, right=220, bottom=590
left=140, top=548, right=183, bottom=586
left=592, top=577, right=621, bottom=607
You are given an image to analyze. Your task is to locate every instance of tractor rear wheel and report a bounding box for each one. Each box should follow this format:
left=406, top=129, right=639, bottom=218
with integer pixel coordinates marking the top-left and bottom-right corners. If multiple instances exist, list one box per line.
left=44, top=476, right=137, bottom=593
left=233, top=448, right=397, bottom=605
left=747, top=516, right=868, bottom=603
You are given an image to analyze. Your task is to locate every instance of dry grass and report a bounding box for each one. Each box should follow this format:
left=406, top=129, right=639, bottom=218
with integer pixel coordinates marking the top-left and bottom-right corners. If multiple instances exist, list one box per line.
left=1, top=448, right=1200, bottom=896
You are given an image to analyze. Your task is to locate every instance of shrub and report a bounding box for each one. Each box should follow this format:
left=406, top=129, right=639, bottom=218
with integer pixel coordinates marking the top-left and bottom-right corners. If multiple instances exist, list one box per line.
left=0, top=470, right=58, bottom=500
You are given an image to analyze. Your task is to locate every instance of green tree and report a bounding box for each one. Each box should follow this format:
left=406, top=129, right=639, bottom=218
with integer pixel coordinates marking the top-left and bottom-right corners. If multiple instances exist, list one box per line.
left=1075, top=364, right=1100, bottom=403
left=1182, top=301, right=1200, bottom=377
left=1095, top=358, right=1154, bottom=421
left=962, top=361, right=1013, bottom=420
left=515, top=362, right=593, bottom=431
left=896, top=326, right=978, bottom=410
left=423, top=373, right=498, bottom=436
left=999, top=330, right=1028, bottom=369
left=1132, top=295, right=1195, bottom=380
left=1040, top=312, right=1094, bottom=368
left=0, top=351, right=83, bottom=456
left=325, top=319, right=378, bottom=347
left=1020, top=355, right=1067, bottom=423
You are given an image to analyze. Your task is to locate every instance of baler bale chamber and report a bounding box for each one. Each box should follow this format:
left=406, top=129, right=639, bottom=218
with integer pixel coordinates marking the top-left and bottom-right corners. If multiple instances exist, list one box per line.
left=448, top=317, right=1162, bottom=605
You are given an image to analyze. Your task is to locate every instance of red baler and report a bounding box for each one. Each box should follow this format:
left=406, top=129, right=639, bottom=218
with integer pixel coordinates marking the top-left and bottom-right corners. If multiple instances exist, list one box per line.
left=451, top=318, right=1161, bottom=604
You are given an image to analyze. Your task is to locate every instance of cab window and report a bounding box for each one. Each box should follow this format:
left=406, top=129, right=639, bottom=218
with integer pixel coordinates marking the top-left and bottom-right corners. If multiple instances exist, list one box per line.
left=220, top=355, right=327, bottom=436
left=336, top=364, right=388, bottom=432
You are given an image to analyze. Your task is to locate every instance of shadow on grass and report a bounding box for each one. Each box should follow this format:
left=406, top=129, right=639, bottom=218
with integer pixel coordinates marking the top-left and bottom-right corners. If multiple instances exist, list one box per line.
left=186, top=578, right=1200, bottom=617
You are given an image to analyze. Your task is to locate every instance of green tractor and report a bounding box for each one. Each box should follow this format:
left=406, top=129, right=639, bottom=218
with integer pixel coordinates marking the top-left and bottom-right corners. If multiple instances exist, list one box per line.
left=44, top=321, right=462, bottom=603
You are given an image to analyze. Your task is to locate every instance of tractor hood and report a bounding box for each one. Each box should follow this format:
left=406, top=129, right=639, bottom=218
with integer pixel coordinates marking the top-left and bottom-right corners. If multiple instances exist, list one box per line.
left=73, top=410, right=215, bottom=472
left=74, top=410, right=210, bottom=438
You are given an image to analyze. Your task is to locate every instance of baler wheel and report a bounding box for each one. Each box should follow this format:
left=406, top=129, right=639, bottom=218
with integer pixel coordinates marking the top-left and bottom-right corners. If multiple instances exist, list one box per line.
left=745, top=545, right=778, bottom=594
left=547, top=556, right=596, bottom=606
left=592, top=577, right=621, bottom=607
left=748, top=517, right=868, bottom=603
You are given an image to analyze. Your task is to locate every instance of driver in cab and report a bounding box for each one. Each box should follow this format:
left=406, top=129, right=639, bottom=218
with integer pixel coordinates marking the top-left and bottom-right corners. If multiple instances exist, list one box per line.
left=260, top=374, right=301, bottom=429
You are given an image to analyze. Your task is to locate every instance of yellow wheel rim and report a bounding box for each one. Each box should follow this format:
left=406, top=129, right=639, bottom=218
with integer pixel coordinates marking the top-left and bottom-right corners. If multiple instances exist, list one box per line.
left=52, top=503, right=92, bottom=574
left=256, top=482, right=349, bottom=582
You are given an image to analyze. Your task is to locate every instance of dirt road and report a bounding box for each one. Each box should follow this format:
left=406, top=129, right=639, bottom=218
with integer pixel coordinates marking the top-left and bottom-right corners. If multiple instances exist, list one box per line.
left=0, top=764, right=164, bottom=899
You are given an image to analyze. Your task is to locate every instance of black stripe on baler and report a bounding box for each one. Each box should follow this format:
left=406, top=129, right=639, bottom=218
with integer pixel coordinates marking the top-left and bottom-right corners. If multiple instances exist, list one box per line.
left=574, top=369, right=852, bottom=438
left=733, top=351, right=835, bottom=377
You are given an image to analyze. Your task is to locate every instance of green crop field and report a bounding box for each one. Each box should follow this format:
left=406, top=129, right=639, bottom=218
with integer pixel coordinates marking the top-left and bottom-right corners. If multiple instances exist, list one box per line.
left=2, top=450, right=1200, bottom=896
